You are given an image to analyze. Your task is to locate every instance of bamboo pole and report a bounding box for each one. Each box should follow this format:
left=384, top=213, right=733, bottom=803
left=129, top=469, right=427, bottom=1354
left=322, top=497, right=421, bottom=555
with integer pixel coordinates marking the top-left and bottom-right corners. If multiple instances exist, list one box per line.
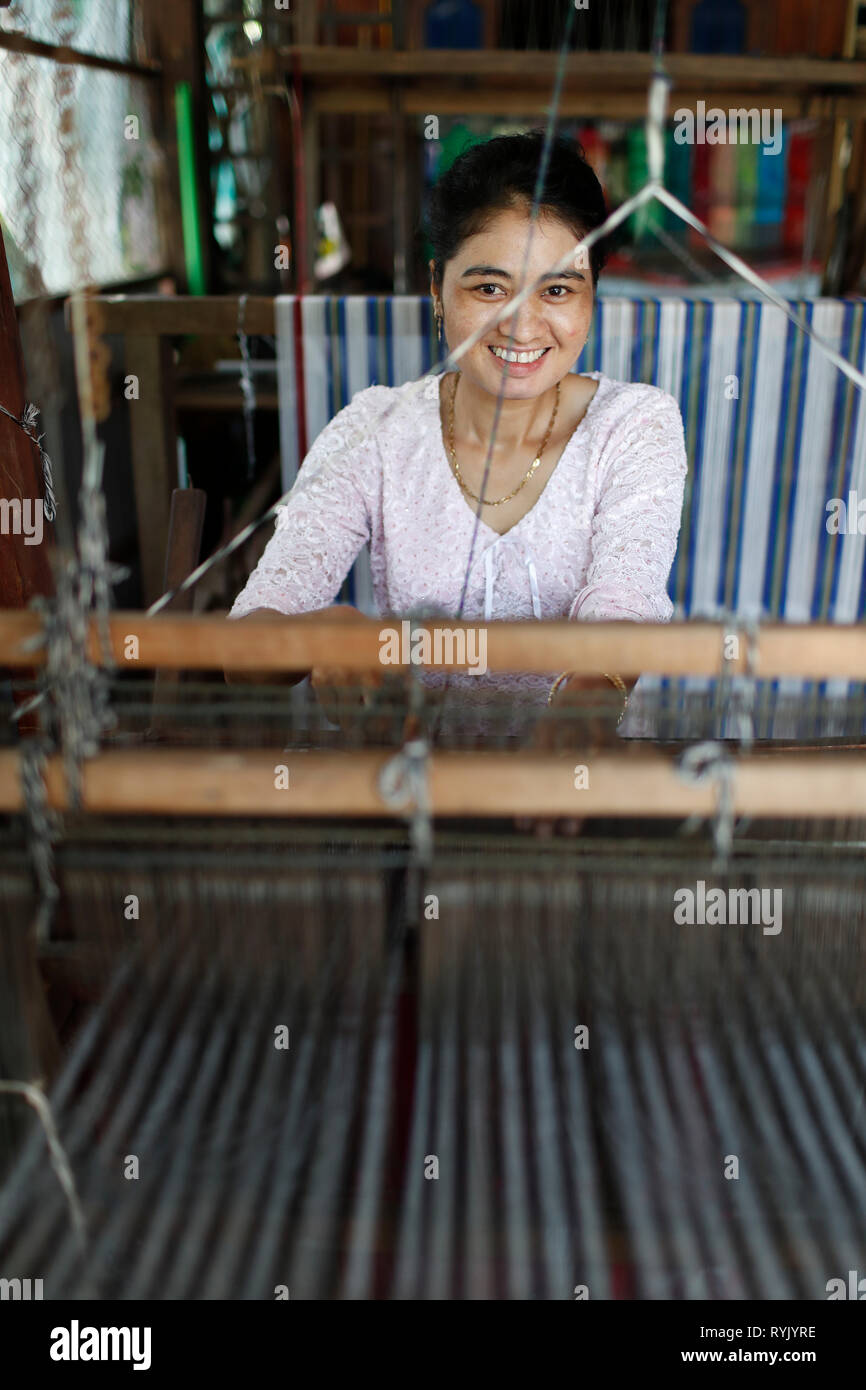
left=1, top=612, right=866, bottom=679
left=0, top=747, right=864, bottom=819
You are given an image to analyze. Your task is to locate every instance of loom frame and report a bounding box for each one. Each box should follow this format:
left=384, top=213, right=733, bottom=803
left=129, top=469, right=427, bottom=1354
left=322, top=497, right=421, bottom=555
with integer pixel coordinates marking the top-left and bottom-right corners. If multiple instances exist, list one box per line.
left=3, top=611, right=866, bottom=820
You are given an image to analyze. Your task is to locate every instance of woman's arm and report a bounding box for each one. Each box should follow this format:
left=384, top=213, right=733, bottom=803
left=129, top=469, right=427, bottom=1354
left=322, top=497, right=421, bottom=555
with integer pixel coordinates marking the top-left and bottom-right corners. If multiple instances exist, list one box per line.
left=228, top=386, right=386, bottom=619
left=569, top=387, right=687, bottom=627
left=224, top=387, right=388, bottom=687
left=542, top=389, right=687, bottom=736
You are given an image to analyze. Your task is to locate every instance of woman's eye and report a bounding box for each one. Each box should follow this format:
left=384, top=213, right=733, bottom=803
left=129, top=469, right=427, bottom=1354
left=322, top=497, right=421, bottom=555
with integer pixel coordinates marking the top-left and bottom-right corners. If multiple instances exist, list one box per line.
left=469, top=281, right=576, bottom=299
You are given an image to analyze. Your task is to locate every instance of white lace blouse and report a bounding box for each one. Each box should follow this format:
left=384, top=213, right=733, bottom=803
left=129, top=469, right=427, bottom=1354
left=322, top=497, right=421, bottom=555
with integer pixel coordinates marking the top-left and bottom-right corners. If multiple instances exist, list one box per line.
left=232, top=369, right=686, bottom=614
left=229, top=370, right=687, bottom=721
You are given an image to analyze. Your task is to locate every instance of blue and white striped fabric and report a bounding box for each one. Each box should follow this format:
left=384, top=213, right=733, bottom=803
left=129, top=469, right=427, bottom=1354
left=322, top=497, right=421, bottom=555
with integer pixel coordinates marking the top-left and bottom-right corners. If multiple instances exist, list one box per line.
left=275, top=295, right=866, bottom=733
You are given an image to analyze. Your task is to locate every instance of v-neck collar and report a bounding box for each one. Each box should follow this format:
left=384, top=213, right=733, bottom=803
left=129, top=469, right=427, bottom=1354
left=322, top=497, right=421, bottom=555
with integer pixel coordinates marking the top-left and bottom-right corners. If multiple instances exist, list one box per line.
left=430, top=371, right=608, bottom=543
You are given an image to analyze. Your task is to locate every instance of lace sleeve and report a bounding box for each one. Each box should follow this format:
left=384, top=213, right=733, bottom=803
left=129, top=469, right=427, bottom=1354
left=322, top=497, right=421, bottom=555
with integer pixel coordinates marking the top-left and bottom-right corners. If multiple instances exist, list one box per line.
left=228, top=388, right=386, bottom=617
left=570, top=387, right=687, bottom=623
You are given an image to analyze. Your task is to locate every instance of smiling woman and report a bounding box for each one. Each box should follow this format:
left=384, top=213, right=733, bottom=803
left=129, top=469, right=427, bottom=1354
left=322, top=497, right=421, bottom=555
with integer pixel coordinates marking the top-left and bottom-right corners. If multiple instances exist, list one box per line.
left=227, top=133, right=688, bottom=730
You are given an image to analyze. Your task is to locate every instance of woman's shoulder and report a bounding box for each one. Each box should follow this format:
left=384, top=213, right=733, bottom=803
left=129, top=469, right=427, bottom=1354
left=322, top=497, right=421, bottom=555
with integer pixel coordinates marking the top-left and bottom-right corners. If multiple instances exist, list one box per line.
left=339, top=376, right=439, bottom=422
left=297, top=378, right=439, bottom=485
left=575, top=374, right=685, bottom=466
left=586, top=372, right=683, bottom=424
left=581, top=374, right=687, bottom=486
left=312, top=378, right=437, bottom=453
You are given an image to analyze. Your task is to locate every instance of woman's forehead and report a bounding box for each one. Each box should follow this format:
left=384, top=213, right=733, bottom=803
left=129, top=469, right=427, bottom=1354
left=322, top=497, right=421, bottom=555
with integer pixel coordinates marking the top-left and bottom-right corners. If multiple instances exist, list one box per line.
left=448, top=206, right=581, bottom=271
left=453, top=208, right=583, bottom=261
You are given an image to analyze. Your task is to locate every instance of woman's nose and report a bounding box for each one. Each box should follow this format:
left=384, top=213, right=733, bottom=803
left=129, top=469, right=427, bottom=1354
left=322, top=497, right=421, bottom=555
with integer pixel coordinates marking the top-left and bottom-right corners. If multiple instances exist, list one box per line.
left=497, top=301, right=544, bottom=343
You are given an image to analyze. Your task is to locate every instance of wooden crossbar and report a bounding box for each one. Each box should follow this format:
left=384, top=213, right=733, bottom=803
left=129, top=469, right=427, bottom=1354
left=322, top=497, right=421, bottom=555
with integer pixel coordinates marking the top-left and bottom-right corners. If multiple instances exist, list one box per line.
left=0, top=747, right=863, bottom=819
left=94, top=294, right=274, bottom=335
left=1, top=613, right=866, bottom=679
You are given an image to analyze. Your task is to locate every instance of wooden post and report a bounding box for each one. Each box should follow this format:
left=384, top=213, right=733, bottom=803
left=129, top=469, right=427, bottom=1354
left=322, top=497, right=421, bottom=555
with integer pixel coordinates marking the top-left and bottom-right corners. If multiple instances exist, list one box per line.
left=0, top=224, right=55, bottom=613
left=150, top=487, right=206, bottom=728
left=822, top=1, right=860, bottom=286
left=302, top=95, right=320, bottom=293
left=392, top=85, right=409, bottom=293
left=0, top=223, right=62, bottom=1089
left=841, top=118, right=866, bottom=291
left=126, top=334, right=176, bottom=607
left=297, top=0, right=317, bottom=45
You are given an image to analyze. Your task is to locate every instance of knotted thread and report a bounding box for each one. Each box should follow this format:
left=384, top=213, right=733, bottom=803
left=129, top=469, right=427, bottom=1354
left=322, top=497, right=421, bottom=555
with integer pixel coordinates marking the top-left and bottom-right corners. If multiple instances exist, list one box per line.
left=677, top=739, right=735, bottom=865
left=0, top=400, right=57, bottom=521
left=18, top=739, right=60, bottom=944
left=379, top=737, right=432, bottom=865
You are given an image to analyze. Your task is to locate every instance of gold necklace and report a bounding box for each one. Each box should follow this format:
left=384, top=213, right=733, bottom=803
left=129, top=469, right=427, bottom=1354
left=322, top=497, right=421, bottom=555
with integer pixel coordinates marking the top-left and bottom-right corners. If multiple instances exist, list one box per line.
left=446, top=373, right=561, bottom=506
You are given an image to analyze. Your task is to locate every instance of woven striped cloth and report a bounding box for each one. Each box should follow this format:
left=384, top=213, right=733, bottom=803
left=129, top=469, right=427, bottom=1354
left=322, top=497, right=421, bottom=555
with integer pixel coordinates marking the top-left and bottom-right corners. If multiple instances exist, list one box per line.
left=275, top=295, right=866, bottom=629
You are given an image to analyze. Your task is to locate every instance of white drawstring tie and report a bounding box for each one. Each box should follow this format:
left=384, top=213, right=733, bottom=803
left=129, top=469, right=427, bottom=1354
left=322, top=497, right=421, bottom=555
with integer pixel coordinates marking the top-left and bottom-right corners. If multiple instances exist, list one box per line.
left=483, top=545, right=498, bottom=622
left=481, top=542, right=543, bottom=620
left=526, top=557, right=542, bottom=620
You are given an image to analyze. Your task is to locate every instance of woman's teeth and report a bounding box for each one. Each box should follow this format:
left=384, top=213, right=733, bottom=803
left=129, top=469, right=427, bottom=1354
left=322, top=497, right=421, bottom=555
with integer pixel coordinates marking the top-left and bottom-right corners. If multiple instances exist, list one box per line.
left=489, top=346, right=549, bottom=364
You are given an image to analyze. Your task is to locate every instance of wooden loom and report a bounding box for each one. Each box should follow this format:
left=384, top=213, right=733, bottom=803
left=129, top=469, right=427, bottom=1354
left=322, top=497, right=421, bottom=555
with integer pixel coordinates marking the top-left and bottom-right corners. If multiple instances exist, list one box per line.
left=3, top=49, right=866, bottom=1300
left=4, top=279, right=866, bottom=1305
left=3, top=611, right=866, bottom=819
left=2, top=606, right=866, bottom=1300
left=4, top=429, right=866, bottom=1299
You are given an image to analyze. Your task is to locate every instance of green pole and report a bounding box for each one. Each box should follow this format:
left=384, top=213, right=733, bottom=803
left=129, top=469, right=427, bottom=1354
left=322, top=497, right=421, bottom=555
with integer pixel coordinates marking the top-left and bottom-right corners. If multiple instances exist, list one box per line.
left=175, top=80, right=206, bottom=295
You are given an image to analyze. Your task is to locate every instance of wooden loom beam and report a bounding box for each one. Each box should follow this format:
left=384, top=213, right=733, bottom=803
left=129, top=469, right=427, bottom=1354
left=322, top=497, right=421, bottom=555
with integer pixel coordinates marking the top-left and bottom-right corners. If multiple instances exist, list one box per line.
left=276, top=48, right=866, bottom=88
left=97, top=295, right=275, bottom=336
left=0, top=747, right=864, bottom=819
left=0, top=613, right=865, bottom=680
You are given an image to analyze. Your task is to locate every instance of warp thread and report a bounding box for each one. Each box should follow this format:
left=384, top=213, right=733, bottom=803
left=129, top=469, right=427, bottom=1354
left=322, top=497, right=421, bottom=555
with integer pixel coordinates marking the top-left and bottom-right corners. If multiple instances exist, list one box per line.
left=18, top=739, right=60, bottom=945
left=713, top=612, right=760, bottom=748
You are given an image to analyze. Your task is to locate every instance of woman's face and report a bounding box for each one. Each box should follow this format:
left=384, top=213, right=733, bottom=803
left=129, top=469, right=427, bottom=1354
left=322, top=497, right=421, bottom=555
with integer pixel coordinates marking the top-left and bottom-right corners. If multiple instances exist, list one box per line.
left=431, top=204, right=595, bottom=400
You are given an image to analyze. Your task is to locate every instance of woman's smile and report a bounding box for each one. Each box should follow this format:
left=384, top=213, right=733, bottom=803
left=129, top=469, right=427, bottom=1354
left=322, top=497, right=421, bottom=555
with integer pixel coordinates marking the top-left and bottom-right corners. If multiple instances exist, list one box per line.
left=487, top=343, right=552, bottom=376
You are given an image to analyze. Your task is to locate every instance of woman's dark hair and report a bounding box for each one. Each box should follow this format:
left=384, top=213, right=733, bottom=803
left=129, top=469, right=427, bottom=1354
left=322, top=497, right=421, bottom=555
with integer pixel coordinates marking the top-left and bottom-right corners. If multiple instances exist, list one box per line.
left=426, top=132, right=608, bottom=289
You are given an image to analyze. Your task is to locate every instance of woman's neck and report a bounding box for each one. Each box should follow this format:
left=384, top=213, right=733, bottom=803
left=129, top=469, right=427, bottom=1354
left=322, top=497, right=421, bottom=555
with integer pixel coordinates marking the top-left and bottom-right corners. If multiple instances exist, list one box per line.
left=451, top=371, right=561, bottom=453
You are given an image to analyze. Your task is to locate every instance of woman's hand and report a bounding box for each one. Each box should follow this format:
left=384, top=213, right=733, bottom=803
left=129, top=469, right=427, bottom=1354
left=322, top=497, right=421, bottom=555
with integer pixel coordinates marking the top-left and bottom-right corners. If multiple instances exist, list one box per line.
left=530, top=672, right=625, bottom=752
left=310, top=662, right=384, bottom=728
left=309, top=605, right=389, bottom=733
left=224, top=605, right=407, bottom=738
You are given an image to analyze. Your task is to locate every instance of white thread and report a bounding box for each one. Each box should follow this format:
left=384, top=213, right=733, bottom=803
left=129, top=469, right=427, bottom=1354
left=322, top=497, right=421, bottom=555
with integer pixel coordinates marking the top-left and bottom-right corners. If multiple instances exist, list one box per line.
left=0, top=1080, right=86, bottom=1248
left=378, top=737, right=432, bottom=864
